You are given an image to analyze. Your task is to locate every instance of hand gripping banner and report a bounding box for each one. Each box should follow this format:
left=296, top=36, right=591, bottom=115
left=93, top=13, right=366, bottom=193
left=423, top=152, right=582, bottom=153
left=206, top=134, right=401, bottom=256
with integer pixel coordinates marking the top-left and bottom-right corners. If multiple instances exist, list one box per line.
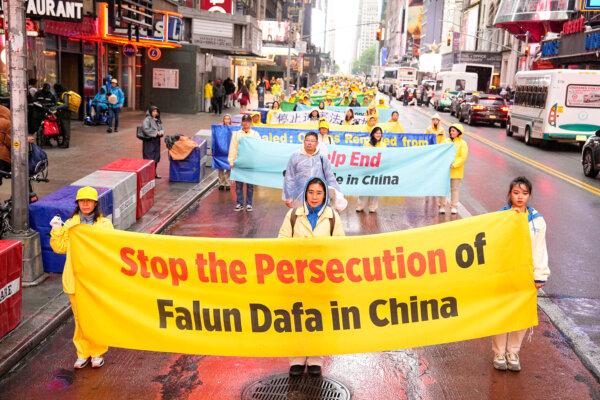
left=71, top=211, right=538, bottom=357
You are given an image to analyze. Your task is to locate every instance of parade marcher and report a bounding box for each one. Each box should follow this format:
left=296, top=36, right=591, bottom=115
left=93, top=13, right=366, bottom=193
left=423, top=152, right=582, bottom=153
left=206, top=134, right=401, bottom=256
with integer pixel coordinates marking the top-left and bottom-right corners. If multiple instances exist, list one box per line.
left=317, top=118, right=334, bottom=155
left=387, top=110, right=405, bottom=132
left=141, top=105, right=164, bottom=179
left=377, top=98, right=386, bottom=108
left=356, top=127, right=386, bottom=212
left=50, top=186, right=114, bottom=369
left=343, top=109, right=357, bottom=125
left=250, top=111, right=263, bottom=126
left=266, top=101, right=281, bottom=124
left=318, top=101, right=326, bottom=110
left=426, top=113, right=445, bottom=144
left=279, top=176, right=345, bottom=377
left=229, top=114, right=260, bottom=211
left=325, top=96, right=334, bottom=107
left=204, top=80, right=213, bottom=112
left=283, top=131, right=341, bottom=208
left=492, top=176, right=550, bottom=372
left=348, top=95, right=360, bottom=107
left=218, top=114, right=232, bottom=191
left=107, top=79, right=125, bottom=133
left=366, top=115, right=378, bottom=131
left=302, top=96, right=312, bottom=106
left=309, top=109, right=320, bottom=121
left=341, top=94, right=350, bottom=106
left=440, top=123, right=468, bottom=214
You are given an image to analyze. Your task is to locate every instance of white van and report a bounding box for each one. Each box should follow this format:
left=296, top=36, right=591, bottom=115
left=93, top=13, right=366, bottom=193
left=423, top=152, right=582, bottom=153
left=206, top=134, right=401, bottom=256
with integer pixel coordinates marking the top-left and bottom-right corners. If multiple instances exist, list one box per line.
left=508, top=70, right=600, bottom=146
left=433, top=71, right=478, bottom=111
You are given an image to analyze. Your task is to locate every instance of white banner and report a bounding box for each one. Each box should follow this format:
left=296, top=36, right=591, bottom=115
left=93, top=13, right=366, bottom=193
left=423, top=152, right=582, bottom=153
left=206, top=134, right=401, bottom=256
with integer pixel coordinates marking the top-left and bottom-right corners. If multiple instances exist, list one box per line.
left=271, top=110, right=368, bottom=125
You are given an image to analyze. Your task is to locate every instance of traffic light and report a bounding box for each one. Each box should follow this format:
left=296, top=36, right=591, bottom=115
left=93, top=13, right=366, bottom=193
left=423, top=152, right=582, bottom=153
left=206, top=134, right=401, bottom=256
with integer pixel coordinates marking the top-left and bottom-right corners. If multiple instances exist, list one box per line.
left=447, top=32, right=452, bottom=46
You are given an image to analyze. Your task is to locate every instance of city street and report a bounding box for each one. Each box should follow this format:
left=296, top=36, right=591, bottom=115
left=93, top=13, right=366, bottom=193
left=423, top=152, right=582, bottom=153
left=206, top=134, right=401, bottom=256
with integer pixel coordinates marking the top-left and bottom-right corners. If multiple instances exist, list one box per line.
left=0, top=102, right=599, bottom=399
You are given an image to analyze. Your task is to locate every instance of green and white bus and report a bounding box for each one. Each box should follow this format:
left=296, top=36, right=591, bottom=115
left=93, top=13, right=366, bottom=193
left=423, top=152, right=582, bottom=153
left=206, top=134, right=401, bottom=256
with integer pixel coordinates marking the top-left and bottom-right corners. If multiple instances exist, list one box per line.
left=507, top=69, right=600, bottom=146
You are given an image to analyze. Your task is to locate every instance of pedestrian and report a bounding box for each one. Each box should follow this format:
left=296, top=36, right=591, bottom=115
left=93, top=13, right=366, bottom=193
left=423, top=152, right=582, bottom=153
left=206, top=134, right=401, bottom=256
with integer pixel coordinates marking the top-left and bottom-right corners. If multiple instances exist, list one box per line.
left=283, top=131, right=340, bottom=208
left=356, top=127, right=386, bottom=213
left=50, top=186, right=114, bottom=369
left=141, top=105, right=164, bottom=179
left=224, top=78, right=236, bottom=108
left=27, top=78, right=38, bottom=102
left=106, top=78, right=125, bottom=133
left=204, top=80, right=213, bottom=112
left=218, top=114, right=232, bottom=191
left=492, top=176, right=550, bottom=372
left=387, top=111, right=405, bottom=132
left=343, top=109, right=356, bottom=125
left=440, top=123, right=468, bottom=215
left=278, top=176, right=345, bottom=377
left=213, top=79, right=225, bottom=115
left=92, top=87, right=109, bottom=116
left=426, top=113, right=445, bottom=143
left=228, top=114, right=260, bottom=211
left=317, top=118, right=334, bottom=155
left=266, top=101, right=281, bottom=124
left=239, top=84, right=250, bottom=111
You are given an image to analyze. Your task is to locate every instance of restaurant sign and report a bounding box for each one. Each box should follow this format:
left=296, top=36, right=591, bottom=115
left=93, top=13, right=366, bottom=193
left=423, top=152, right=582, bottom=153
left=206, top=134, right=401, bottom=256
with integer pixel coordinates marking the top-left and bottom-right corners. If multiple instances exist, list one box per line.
left=0, top=0, right=83, bottom=22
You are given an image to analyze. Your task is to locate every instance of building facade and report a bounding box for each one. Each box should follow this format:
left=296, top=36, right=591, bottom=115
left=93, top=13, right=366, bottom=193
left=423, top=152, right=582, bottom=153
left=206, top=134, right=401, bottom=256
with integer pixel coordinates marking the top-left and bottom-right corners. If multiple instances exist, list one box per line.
left=355, top=0, right=380, bottom=60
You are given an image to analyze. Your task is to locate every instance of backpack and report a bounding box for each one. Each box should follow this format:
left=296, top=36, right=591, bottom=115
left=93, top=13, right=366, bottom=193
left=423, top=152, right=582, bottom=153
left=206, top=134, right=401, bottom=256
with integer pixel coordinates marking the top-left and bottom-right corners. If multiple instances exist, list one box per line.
left=28, top=143, right=48, bottom=176
left=289, top=207, right=335, bottom=236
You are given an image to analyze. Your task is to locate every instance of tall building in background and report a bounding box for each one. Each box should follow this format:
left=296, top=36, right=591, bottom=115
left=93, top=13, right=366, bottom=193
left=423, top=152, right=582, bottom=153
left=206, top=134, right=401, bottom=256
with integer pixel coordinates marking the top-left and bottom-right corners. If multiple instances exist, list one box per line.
left=355, top=0, right=380, bottom=59
left=325, top=0, right=337, bottom=61
left=382, top=0, right=405, bottom=65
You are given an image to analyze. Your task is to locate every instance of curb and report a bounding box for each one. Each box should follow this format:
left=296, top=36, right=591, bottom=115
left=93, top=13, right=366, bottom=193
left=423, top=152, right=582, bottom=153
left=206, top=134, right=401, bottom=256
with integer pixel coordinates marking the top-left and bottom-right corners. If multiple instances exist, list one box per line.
left=0, top=171, right=218, bottom=378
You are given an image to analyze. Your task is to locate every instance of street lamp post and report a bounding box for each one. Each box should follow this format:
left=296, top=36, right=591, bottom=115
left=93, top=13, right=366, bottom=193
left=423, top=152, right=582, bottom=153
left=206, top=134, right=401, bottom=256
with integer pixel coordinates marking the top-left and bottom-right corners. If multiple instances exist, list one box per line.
left=5, top=0, right=45, bottom=285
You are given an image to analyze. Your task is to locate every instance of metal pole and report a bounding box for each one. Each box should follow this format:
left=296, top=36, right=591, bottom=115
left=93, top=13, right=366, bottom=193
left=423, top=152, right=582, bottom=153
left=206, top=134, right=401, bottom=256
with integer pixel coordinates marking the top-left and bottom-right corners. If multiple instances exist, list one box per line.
left=7, top=0, right=28, bottom=232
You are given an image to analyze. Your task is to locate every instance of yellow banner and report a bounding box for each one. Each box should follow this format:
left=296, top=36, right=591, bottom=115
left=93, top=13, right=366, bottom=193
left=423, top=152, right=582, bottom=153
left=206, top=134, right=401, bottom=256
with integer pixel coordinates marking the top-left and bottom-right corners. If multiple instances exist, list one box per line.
left=71, top=211, right=537, bottom=357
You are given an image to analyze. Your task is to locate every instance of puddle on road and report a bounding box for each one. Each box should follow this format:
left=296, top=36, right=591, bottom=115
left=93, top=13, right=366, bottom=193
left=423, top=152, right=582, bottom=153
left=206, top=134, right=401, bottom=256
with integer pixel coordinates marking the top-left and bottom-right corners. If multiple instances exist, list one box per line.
left=46, top=368, right=74, bottom=391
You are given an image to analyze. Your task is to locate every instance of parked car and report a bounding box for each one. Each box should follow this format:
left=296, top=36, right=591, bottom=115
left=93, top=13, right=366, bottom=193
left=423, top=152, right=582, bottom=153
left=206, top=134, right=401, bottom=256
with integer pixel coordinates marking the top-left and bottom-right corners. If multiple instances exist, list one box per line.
left=582, top=130, right=600, bottom=178
left=450, top=91, right=477, bottom=117
left=457, top=94, right=509, bottom=127
left=433, top=90, right=458, bottom=112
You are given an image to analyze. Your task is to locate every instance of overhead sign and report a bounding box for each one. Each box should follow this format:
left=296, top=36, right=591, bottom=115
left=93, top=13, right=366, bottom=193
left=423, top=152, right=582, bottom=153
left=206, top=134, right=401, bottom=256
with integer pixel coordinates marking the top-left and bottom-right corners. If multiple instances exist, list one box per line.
left=259, top=20, right=289, bottom=42
left=123, top=44, right=138, bottom=57
left=201, top=0, right=233, bottom=14
left=0, top=0, right=83, bottom=22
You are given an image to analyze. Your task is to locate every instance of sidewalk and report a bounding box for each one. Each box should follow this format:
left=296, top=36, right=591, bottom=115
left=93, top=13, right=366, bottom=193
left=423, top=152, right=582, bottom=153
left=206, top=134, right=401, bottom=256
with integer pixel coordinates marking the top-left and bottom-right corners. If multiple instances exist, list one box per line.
left=0, top=104, right=240, bottom=376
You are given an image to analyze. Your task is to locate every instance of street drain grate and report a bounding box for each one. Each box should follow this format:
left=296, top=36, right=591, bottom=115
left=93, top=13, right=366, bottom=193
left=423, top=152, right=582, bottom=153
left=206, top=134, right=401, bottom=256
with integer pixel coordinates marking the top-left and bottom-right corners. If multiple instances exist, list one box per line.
left=241, top=373, right=351, bottom=400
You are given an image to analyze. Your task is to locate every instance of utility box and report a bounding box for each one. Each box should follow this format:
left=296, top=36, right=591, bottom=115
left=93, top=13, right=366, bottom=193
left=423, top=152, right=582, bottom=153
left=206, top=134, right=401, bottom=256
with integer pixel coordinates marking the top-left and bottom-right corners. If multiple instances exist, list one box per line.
left=101, top=158, right=155, bottom=219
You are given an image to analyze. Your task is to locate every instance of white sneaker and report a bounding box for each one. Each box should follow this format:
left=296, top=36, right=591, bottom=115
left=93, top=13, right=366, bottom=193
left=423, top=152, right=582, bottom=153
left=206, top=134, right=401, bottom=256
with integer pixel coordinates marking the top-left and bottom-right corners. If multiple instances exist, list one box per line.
left=91, top=356, right=105, bottom=368
left=450, top=207, right=458, bottom=214
left=439, top=207, right=446, bottom=214
left=506, top=353, right=521, bottom=372
left=493, top=354, right=507, bottom=371
left=355, top=207, right=364, bottom=212
left=74, top=357, right=89, bottom=369
left=246, top=205, right=253, bottom=212
left=234, top=204, right=244, bottom=212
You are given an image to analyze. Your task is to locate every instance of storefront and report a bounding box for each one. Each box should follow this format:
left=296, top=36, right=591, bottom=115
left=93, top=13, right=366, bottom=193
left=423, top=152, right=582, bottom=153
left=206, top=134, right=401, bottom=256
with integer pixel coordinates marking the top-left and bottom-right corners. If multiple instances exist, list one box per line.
left=540, top=25, right=600, bottom=69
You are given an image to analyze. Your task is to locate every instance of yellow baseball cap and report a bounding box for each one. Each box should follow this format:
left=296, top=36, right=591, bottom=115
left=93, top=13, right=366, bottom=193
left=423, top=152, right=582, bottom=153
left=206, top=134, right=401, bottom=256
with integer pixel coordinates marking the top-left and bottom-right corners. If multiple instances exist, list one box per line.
left=318, top=118, right=330, bottom=130
left=76, top=186, right=99, bottom=202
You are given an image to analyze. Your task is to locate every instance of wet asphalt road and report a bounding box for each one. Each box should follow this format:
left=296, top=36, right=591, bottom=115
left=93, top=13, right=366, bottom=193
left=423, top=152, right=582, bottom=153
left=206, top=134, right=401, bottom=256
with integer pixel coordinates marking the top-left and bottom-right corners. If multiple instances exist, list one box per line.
left=0, top=102, right=599, bottom=399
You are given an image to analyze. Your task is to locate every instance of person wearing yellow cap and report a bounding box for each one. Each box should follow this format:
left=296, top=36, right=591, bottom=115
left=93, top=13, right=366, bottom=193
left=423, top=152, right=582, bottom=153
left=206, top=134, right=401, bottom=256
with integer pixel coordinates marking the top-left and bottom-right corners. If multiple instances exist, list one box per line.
left=365, top=115, right=378, bottom=131
left=440, top=123, right=469, bottom=215
left=377, top=98, right=386, bottom=108
left=317, top=118, right=334, bottom=155
left=425, top=113, right=445, bottom=144
left=250, top=111, right=263, bottom=126
left=49, top=186, right=114, bottom=370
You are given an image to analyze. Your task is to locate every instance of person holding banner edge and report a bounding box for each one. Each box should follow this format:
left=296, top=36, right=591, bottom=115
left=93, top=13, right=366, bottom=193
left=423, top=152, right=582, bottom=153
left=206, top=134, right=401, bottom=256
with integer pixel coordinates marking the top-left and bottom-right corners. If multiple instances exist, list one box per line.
left=492, top=176, right=550, bottom=371
left=49, top=186, right=114, bottom=369
left=229, top=114, right=260, bottom=211
left=356, top=127, right=387, bottom=213
left=278, top=177, right=345, bottom=376
left=440, top=123, right=469, bottom=215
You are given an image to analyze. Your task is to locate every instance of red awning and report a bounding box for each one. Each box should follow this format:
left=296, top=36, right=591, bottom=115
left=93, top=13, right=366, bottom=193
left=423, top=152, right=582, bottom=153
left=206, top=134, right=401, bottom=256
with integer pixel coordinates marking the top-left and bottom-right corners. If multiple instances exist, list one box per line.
left=44, top=17, right=98, bottom=39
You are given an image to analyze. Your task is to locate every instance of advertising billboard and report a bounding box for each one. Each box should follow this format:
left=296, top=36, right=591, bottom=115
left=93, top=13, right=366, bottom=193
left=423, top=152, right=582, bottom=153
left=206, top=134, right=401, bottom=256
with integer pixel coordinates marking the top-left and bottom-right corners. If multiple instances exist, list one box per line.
left=407, top=0, right=423, bottom=57
left=259, top=20, right=289, bottom=42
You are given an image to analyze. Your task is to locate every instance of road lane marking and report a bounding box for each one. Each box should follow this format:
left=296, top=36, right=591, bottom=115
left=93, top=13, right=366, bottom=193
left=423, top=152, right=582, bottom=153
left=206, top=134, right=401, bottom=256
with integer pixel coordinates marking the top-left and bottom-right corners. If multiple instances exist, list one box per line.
left=411, top=107, right=600, bottom=197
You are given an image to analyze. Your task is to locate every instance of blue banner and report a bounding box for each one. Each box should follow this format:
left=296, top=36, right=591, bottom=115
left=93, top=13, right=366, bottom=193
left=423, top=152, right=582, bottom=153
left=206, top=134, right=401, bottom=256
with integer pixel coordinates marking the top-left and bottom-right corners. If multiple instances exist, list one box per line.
left=230, top=138, right=456, bottom=197
left=296, top=104, right=396, bottom=122
left=212, top=125, right=436, bottom=170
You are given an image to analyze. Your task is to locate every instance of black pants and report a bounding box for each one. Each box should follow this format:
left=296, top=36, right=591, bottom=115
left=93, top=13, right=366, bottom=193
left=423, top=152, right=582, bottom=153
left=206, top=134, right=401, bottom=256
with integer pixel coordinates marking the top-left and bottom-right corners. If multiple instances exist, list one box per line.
left=213, top=97, right=223, bottom=115
left=108, top=107, right=120, bottom=129
left=143, top=137, right=161, bottom=174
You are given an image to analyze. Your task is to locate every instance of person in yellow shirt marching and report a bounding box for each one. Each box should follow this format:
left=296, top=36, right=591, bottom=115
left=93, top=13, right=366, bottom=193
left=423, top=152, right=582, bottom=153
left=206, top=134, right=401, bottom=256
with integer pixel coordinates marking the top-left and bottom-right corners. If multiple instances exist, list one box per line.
left=387, top=111, right=405, bottom=133
left=425, top=113, right=445, bottom=144
left=50, top=186, right=114, bottom=369
left=203, top=80, right=213, bottom=113
left=356, top=127, right=386, bottom=212
left=266, top=101, right=281, bottom=124
left=440, top=123, right=468, bottom=215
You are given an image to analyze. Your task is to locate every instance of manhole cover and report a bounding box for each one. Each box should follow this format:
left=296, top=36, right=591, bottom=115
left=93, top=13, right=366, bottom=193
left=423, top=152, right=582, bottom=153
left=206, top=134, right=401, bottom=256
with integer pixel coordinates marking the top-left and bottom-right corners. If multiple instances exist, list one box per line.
left=241, top=373, right=351, bottom=400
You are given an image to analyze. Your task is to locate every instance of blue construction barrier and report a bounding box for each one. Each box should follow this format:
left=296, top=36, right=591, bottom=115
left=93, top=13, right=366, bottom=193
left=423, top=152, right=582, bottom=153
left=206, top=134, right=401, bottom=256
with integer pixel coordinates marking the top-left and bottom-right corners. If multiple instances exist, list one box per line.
left=29, top=186, right=113, bottom=273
